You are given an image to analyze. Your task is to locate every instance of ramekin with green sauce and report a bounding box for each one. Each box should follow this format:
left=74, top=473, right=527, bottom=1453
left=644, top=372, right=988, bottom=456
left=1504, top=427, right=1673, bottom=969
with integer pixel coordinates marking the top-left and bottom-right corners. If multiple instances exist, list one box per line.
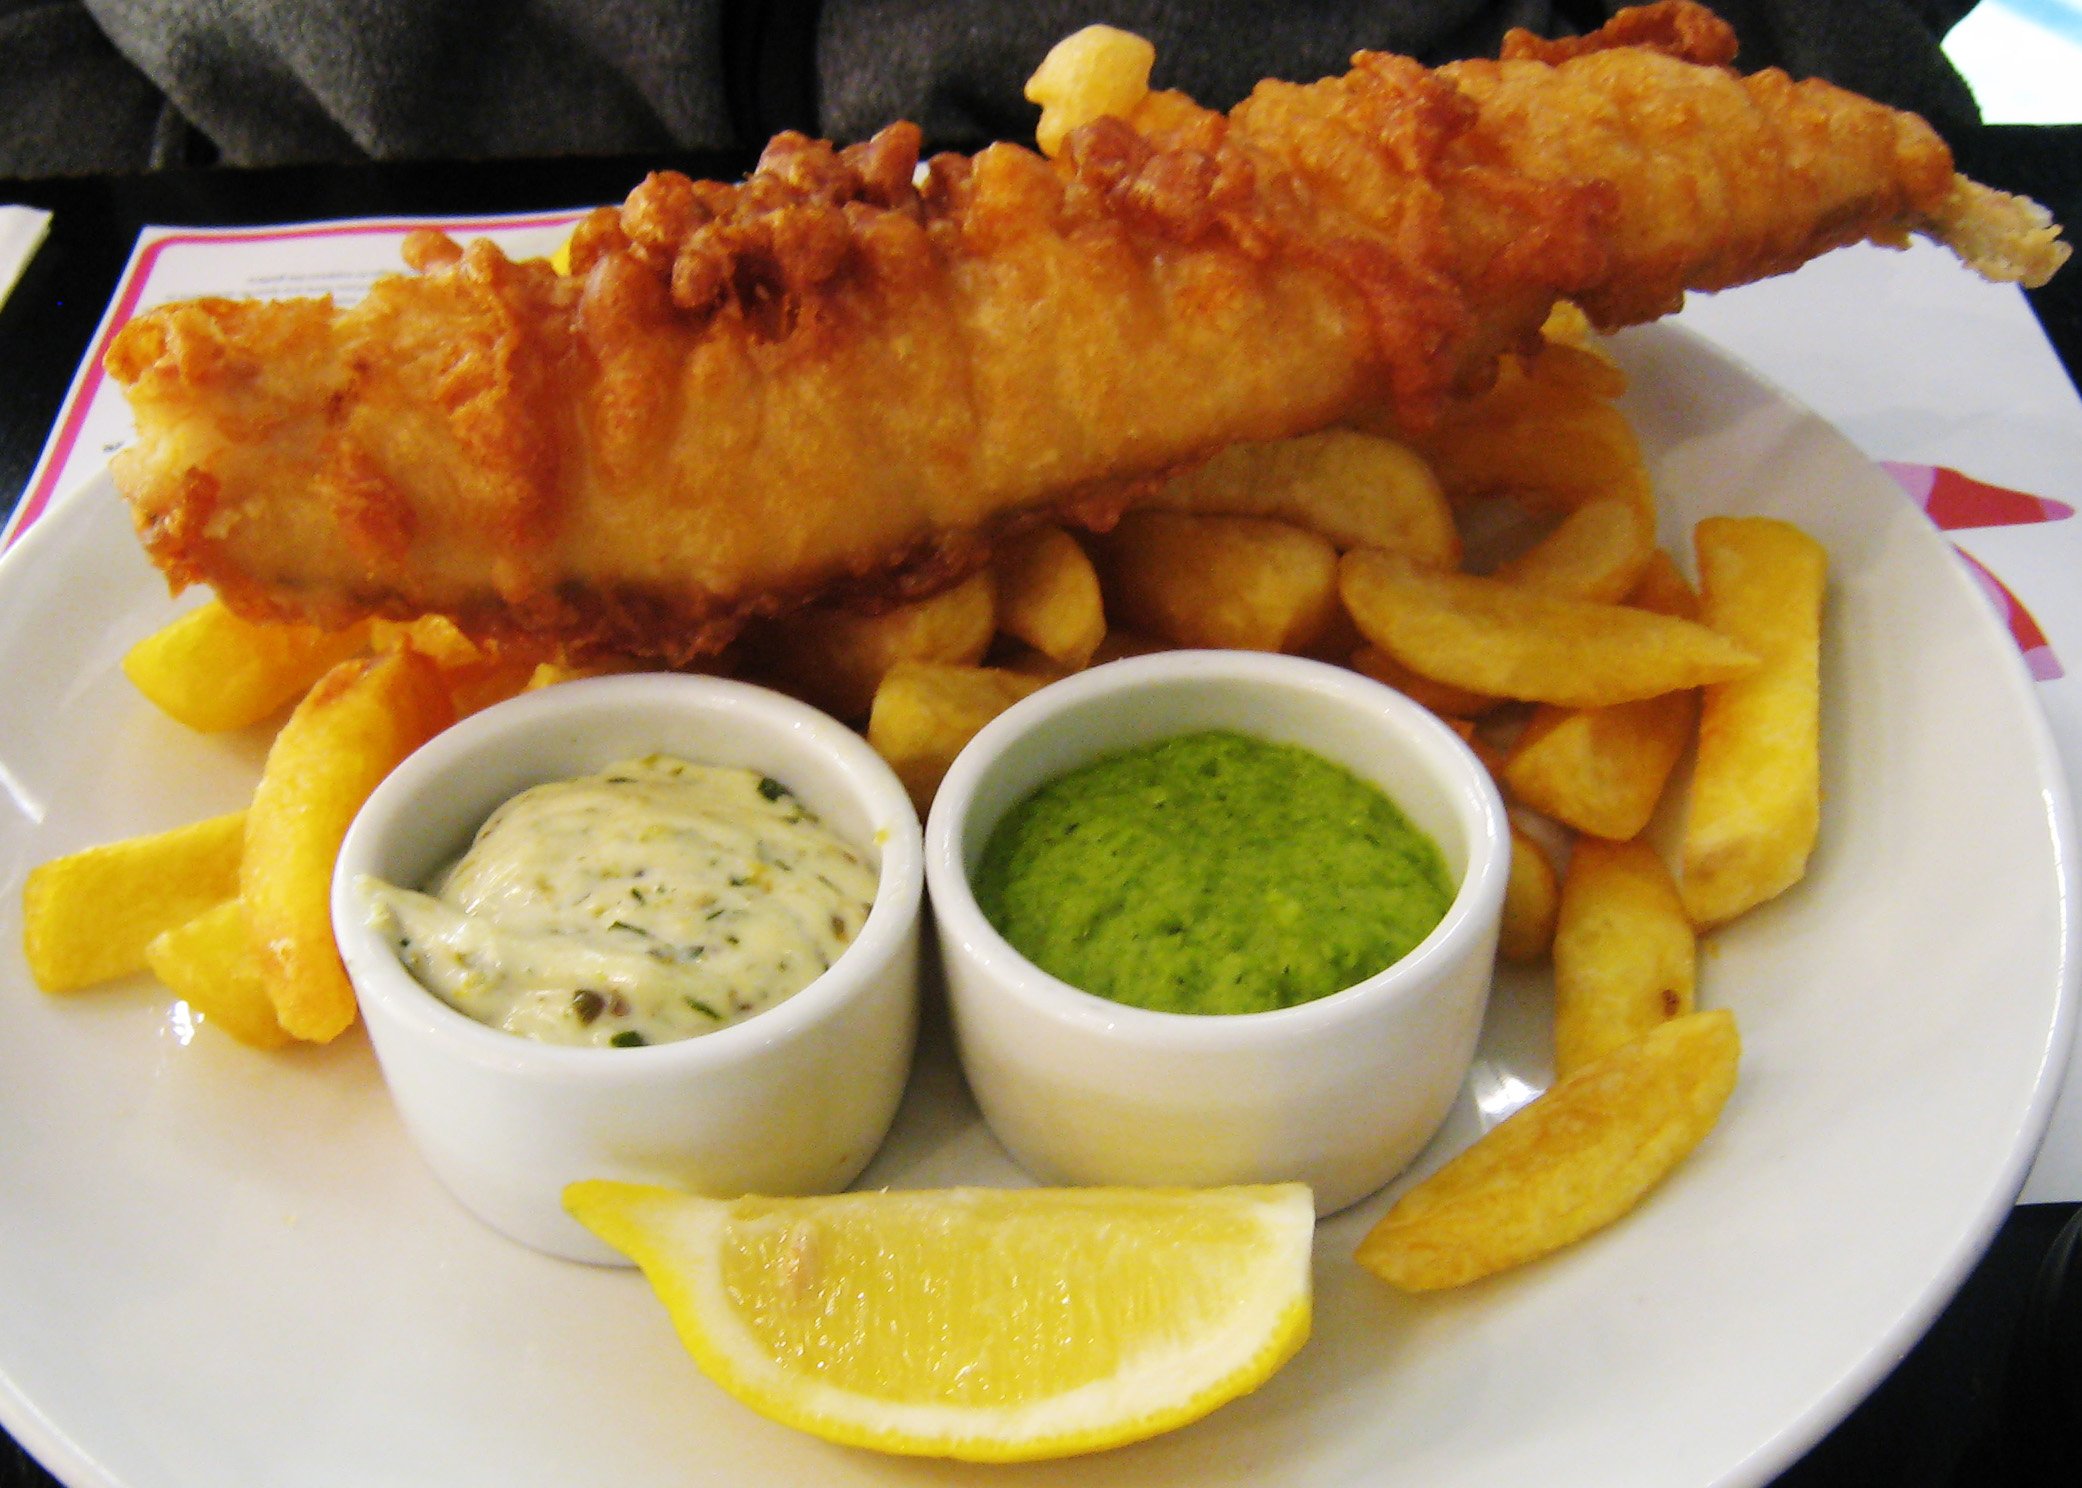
left=926, top=650, right=1508, bottom=1216
left=973, top=729, right=1455, bottom=1017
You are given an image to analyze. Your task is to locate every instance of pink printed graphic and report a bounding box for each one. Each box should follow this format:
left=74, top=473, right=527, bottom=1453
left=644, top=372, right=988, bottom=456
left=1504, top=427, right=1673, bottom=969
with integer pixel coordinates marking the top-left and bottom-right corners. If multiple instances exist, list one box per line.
left=1881, top=461, right=2076, bottom=530
left=1955, top=548, right=2062, bottom=681
left=1883, top=462, right=2070, bottom=680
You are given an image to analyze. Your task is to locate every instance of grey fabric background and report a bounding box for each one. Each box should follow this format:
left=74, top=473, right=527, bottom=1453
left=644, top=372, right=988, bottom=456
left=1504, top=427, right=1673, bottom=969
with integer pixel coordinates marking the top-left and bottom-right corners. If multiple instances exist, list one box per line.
left=0, top=0, right=1982, bottom=178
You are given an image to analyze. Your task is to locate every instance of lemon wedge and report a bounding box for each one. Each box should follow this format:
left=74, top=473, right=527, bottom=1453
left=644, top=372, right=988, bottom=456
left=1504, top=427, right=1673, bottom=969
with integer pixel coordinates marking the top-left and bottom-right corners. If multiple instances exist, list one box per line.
left=565, top=1181, right=1315, bottom=1462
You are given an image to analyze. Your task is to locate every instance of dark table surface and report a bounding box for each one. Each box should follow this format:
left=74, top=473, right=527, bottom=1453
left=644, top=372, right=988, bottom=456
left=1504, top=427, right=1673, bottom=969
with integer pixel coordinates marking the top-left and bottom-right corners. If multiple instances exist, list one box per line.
left=2, top=131, right=2079, bottom=1487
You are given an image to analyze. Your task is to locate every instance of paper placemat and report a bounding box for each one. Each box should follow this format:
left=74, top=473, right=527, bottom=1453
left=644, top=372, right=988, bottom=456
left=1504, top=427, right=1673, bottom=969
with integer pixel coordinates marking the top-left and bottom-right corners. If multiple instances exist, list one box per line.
left=0, top=205, right=52, bottom=310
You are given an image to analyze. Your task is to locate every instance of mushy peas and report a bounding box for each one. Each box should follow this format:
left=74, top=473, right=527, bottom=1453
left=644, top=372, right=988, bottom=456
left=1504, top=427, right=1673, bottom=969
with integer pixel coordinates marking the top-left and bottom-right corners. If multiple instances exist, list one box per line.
left=360, top=755, right=877, bottom=1048
left=973, top=731, right=1454, bottom=1015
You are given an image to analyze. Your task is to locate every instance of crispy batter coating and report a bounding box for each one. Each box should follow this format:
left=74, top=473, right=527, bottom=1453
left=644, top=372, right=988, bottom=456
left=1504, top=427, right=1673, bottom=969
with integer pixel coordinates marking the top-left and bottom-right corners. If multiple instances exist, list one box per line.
left=106, top=2, right=2064, bottom=663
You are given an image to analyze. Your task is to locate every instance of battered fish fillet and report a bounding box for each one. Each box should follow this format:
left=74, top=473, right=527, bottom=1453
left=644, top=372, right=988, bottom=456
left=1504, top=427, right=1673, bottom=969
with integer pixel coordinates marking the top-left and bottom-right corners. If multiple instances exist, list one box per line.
left=106, top=1, right=2065, bottom=663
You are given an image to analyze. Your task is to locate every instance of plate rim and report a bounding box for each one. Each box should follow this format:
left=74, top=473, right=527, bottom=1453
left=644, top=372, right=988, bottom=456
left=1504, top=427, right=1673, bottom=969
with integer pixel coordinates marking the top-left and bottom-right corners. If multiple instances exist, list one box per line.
left=1611, top=329, right=2082, bottom=1486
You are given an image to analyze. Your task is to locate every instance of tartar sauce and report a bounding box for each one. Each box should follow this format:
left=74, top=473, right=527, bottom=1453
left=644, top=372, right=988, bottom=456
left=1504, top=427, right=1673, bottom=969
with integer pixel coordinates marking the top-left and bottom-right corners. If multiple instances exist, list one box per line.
left=359, top=754, right=878, bottom=1048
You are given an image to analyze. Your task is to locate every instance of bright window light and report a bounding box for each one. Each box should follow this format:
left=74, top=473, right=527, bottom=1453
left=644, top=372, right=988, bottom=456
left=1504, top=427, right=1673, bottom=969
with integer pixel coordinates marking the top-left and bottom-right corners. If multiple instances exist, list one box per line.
left=1944, top=1, right=2082, bottom=124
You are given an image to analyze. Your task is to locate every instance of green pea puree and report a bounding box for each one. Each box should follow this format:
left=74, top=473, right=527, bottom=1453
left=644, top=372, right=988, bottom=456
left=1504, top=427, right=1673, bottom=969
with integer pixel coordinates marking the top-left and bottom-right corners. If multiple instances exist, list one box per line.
left=973, top=729, right=1454, bottom=1015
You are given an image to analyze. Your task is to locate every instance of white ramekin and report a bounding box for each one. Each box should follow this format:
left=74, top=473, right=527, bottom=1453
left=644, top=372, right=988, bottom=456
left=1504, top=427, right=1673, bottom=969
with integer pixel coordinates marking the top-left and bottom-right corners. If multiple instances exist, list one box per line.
left=925, top=650, right=1508, bottom=1215
left=332, top=674, right=923, bottom=1264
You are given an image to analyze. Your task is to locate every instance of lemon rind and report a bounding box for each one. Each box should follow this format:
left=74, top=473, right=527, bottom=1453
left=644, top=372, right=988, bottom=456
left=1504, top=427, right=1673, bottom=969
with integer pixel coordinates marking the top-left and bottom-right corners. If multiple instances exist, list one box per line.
left=566, top=1181, right=1315, bottom=1462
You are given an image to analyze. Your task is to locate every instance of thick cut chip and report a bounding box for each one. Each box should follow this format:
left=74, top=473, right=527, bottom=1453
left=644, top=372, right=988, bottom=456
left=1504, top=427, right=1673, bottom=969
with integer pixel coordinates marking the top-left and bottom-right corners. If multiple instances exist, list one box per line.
left=1627, top=548, right=1703, bottom=624
left=1444, top=715, right=1509, bottom=777
left=1026, top=24, right=1155, bottom=157
left=1680, top=518, right=1827, bottom=927
left=1492, top=497, right=1655, bottom=604
left=993, top=527, right=1106, bottom=670
left=991, top=643, right=1079, bottom=681
left=1338, top=549, right=1757, bottom=708
left=243, top=651, right=454, bottom=1042
left=1503, top=691, right=1697, bottom=841
left=145, top=898, right=288, bottom=1049
left=868, top=663, right=1048, bottom=812
left=440, top=655, right=543, bottom=717
left=1356, top=1009, right=1739, bottom=1291
left=1530, top=303, right=1629, bottom=399
left=1500, top=549, right=1702, bottom=838
left=369, top=613, right=486, bottom=669
left=1147, top=429, right=1460, bottom=566
left=1092, top=511, right=1340, bottom=654
left=746, top=571, right=997, bottom=720
left=1525, top=341, right=1628, bottom=401
left=1398, top=355, right=1652, bottom=520
left=122, top=601, right=368, bottom=732
left=22, top=810, right=246, bottom=992
left=1552, top=838, right=1696, bottom=1077
left=1089, top=628, right=1173, bottom=666
left=1349, top=645, right=1498, bottom=718
left=566, top=1182, right=1313, bottom=1462
left=526, top=653, right=651, bottom=690
left=1499, top=823, right=1560, bottom=963
left=373, top=614, right=555, bottom=716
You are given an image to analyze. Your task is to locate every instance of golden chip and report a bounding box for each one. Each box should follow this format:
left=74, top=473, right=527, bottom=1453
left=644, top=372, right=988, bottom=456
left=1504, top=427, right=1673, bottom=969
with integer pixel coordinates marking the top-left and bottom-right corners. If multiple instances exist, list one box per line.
left=1680, top=517, right=1827, bottom=927
left=993, top=527, right=1106, bottom=670
left=1092, top=510, right=1340, bottom=654
left=747, top=571, right=998, bottom=721
left=440, top=655, right=544, bottom=718
left=1627, top=548, right=1703, bottom=623
left=526, top=653, right=651, bottom=690
left=1402, top=357, right=1652, bottom=520
left=122, top=601, right=368, bottom=732
left=1026, top=24, right=1155, bottom=156
left=1552, top=838, right=1696, bottom=1077
left=1355, top=1008, right=1739, bottom=1291
left=243, top=651, right=455, bottom=1042
left=22, top=810, right=246, bottom=993
left=1502, top=691, right=1696, bottom=842
left=369, top=613, right=485, bottom=670
left=1349, top=645, right=1498, bottom=718
left=1498, top=823, right=1560, bottom=963
left=1530, top=304, right=1629, bottom=399
left=1338, top=549, right=1757, bottom=707
left=370, top=615, right=561, bottom=716
left=1492, top=496, right=1655, bottom=604
left=1499, top=548, right=1702, bottom=838
left=1147, top=428, right=1460, bottom=566
left=867, top=662, right=1049, bottom=812
left=145, top=899, right=289, bottom=1050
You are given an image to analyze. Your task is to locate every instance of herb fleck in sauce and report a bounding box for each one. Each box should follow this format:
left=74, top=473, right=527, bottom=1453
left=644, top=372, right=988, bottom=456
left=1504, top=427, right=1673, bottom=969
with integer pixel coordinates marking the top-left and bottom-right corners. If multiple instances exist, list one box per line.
left=360, top=755, right=877, bottom=1047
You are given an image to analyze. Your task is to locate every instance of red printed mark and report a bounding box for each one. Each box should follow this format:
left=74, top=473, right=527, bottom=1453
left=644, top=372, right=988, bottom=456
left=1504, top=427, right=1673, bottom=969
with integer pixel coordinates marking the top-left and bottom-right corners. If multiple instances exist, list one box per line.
left=1882, top=461, right=2076, bottom=530
left=1883, top=462, right=2068, bottom=680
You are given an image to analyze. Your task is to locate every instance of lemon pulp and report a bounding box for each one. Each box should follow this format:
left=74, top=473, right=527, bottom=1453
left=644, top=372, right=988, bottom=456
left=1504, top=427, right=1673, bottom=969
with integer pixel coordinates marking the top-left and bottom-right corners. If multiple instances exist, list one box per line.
left=565, top=1181, right=1314, bottom=1462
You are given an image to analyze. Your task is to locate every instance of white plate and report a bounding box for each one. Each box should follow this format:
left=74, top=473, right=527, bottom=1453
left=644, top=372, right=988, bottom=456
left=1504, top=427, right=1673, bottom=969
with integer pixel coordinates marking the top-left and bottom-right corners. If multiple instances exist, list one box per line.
left=0, top=326, right=2074, bottom=1488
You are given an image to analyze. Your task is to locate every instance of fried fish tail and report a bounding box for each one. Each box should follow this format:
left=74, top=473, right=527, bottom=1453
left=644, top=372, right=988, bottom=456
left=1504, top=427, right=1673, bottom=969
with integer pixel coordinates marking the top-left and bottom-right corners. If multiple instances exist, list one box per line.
left=106, top=2, right=2064, bottom=663
left=1435, top=7, right=2064, bottom=323
left=1922, top=175, right=2070, bottom=287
